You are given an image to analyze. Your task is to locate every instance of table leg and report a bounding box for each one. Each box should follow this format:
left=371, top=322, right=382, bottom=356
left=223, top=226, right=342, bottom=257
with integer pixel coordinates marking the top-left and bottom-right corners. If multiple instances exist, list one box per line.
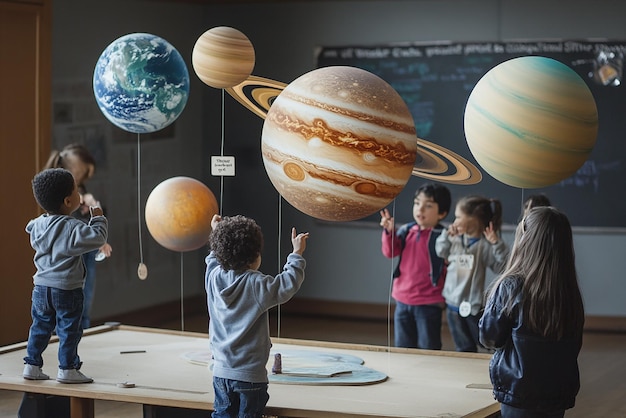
left=143, top=404, right=211, bottom=417
left=70, top=397, right=94, bottom=418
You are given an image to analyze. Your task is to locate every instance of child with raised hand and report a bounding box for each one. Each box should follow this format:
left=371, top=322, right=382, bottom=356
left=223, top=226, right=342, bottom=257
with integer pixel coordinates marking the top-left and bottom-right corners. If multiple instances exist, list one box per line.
left=205, top=214, right=309, bottom=418
left=23, top=168, right=108, bottom=383
left=380, top=182, right=451, bottom=349
left=479, top=206, right=584, bottom=417
left=435, top=195, right=509, bottom=352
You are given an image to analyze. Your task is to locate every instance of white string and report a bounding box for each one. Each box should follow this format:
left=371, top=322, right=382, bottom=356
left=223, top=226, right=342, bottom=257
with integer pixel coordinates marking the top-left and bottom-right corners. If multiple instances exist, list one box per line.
left=136, top=134, right=144, bottom=265
left=180, top=252, right=185, bottom=332
left=276, top=194, right=283, bottom=338
left=219, top=89, right=225, bottom=215
left=387, top=199, right=397, bottom=358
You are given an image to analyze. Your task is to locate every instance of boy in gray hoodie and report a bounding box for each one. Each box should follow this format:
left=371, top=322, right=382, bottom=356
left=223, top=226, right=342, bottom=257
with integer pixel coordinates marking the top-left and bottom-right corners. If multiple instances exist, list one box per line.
left=23, top=168, right=108, bottom=383
left=205, top=214, right=309, bottom=418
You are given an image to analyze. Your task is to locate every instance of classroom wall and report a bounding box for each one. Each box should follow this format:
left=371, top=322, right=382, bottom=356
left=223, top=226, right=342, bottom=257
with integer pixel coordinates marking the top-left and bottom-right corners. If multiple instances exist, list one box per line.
left=51, top=0, right=626, bottom=322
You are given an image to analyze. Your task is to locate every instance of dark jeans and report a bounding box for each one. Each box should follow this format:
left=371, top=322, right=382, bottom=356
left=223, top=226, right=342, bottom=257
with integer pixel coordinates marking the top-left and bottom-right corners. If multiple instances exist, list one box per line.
left=212, top=377, right=269, bottom=418
left=500, top=403, right=565, bottom=418
left=446, top=308, right=481, bottom=352
left=24, top=285, right=84, bottom=370
left=394, top=301, right=443, bottom=349
left=81, top=249, right=97, bottom=329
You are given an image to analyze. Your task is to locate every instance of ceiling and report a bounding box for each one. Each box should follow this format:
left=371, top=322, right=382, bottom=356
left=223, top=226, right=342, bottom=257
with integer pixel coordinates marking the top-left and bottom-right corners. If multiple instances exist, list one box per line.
left=149, top=0, right=362, bottom=3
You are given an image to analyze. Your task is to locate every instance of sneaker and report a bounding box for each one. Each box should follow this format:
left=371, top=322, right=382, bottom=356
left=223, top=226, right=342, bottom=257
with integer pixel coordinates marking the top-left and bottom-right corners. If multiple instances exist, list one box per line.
left=23, top=364, right=50, bottom=380
left=56, top=368, right=93, bottom=384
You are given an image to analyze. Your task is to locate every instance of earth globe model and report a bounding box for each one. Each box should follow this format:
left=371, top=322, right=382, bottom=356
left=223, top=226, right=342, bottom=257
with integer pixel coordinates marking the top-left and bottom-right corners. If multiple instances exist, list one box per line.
left=145, top=176, right=219, bottom=252
left=261, top=66, right=417, bottom=222
left=464, top=56, right=598, bottom=188
left=93, top=33, right=190, bottom=134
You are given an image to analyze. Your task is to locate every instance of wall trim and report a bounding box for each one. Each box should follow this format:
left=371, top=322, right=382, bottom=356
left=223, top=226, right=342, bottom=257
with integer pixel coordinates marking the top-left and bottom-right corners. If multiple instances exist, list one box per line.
left=97, top=295, right=208, bottom=329
left=96, top=296, right=626, bottom=333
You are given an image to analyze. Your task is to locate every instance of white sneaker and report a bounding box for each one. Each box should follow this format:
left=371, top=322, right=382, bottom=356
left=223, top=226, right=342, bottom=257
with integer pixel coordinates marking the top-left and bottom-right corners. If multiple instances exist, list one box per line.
left=23, top=364, right=50, bottom=380
left=56, top=368, right=93, bottom=384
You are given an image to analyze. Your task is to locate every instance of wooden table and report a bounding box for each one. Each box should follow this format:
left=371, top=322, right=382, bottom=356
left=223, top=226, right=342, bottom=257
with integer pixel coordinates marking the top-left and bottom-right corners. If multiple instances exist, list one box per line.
left=0, top=324, right=499, bottom=418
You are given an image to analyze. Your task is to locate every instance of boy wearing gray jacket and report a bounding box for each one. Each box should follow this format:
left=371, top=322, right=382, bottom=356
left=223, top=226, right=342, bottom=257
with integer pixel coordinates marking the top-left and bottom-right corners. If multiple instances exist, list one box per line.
left=205, top=214, right=309, bottom=418
left=23, top=168, right=107, bottom=383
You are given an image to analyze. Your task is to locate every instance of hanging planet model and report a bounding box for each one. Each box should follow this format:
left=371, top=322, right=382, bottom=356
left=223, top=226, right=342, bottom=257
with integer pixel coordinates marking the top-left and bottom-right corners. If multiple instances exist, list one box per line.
left=464, top=56, right=598, bottom=188
left=93, top=33, right=190, bottom=134
left=261, top=66, right=418, bottom=222
left=145, top=177, right=219, bottom=252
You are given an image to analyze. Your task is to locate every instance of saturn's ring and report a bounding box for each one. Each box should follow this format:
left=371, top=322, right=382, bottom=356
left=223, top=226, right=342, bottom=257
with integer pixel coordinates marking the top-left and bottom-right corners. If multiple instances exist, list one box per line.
left=226, top=75, right=287, bottom=119
left=226, top=75, right=482, bottom=185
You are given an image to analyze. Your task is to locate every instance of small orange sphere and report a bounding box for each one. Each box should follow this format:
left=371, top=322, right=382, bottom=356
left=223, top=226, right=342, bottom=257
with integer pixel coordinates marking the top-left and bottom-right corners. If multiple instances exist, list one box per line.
left=145, top=177, right=219, bottom=252
left=192, top=26, right=255, bottom=89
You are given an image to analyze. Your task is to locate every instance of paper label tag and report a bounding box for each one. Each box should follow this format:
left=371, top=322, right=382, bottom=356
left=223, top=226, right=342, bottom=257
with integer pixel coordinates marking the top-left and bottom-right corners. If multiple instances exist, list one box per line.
left=459, top=301, right=472, bottom=317
left=137, top=263, right=148, bottom=280
left=211, top=156, right=235, bottom=176
left=457, top=254, right=474, bottom=270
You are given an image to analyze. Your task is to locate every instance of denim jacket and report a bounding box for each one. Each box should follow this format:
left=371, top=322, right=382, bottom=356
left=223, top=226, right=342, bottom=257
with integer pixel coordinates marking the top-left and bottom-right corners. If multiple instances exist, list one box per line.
left=479, top=276, right=582, bottom=411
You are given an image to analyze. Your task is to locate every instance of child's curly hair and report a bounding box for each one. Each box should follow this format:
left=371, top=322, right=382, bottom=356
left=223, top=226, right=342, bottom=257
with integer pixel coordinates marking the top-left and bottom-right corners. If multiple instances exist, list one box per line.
left=32, top=168, right=75, bottom=214
left=209, top=215, right=263, bottom=272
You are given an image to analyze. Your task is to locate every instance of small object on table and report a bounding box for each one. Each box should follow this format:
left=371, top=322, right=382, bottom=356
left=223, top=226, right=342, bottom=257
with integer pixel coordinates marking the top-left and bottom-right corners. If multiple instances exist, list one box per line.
left=272, top=353, right=282, bottom=374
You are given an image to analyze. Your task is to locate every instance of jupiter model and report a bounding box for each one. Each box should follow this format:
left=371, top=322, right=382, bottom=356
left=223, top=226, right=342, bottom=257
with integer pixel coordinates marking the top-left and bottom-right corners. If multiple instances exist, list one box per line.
left=261, top=66, right=417, bottom=222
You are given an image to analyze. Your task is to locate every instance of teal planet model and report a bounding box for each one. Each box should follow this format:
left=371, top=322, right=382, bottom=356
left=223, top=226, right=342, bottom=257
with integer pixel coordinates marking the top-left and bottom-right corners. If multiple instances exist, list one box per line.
left=464, top=56, right=598, bottom=188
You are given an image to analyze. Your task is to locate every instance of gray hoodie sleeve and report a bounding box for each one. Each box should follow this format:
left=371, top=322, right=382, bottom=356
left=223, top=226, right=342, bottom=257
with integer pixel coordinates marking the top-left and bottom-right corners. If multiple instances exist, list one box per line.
left=253, top=253, right=306, bottom=311
left=435, top=228, right=452, bottom=259
left=65, top=215, right=108, bottom=256
left=486, top=239, right=509, bottom=274
left=27, top=214, right=108, bottom=290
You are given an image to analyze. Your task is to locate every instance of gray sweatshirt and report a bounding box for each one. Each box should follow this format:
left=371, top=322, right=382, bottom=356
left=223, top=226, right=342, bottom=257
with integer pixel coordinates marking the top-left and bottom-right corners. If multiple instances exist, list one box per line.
left=205, top=251, right=306, bottom=383
left=435, top=229, right=508, bottom=315
left=25, top=213, right=108, bottom=290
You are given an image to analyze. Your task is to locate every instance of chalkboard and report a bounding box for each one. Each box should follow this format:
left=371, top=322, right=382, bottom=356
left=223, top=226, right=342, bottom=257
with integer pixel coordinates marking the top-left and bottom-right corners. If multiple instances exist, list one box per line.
left=316, top=40, right=626, bottom=228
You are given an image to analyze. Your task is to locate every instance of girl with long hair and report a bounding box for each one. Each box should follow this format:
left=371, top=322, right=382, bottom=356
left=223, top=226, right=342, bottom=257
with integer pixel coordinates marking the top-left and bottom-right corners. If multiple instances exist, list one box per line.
left=479, top=206, right=584, bottom=417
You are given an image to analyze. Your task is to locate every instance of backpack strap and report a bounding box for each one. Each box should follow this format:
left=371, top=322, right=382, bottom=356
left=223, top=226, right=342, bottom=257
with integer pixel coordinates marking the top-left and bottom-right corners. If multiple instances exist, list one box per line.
left=429, top=224, right=446, bottom=286
left=392, top=222, right=416, bottom=278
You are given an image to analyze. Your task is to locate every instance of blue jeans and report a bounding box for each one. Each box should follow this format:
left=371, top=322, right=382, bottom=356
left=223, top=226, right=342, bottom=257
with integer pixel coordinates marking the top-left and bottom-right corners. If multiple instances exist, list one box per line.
left=24, top=285, right=84, bottom=370
left=446, top=307, right=481, bottom=352
left=212, top=377, right=269, bottom=418
left=394, top=301, right=443, bottom=349
left=81, top=250, right=97, bottom=329
left=500, top=403, right=565, bottom=418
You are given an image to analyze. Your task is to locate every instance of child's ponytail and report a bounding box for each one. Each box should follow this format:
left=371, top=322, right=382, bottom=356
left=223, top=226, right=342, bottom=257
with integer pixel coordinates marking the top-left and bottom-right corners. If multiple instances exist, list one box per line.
left=490, top=198, right=503, bottom=233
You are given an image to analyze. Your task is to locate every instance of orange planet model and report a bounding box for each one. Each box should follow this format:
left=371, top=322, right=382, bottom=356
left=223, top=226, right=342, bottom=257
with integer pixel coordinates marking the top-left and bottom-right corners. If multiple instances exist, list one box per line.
left=145, top=177, right=219, bottom=252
